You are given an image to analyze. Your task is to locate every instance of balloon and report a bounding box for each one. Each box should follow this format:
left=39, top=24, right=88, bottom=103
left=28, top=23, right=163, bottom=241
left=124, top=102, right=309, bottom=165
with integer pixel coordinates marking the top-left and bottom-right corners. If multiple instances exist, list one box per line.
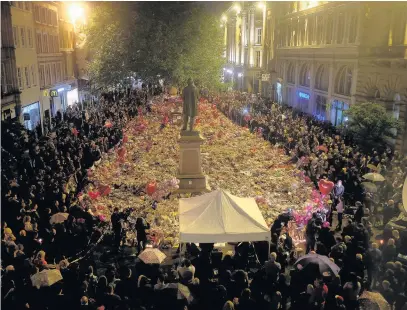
left=318, top=179, right=334, bottom=195
left=88, top=191, right=100, bottom=200
left=146, top=182, right=157, bottom=196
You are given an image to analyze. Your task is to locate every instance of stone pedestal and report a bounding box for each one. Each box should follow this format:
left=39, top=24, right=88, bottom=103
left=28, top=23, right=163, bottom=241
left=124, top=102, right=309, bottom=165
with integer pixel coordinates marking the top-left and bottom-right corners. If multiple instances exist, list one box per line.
left=176, top=130, right=210, bottom=193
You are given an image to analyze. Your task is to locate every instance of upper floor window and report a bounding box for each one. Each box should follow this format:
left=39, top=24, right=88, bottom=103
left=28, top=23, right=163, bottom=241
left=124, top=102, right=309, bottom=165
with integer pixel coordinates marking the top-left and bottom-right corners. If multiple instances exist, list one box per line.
left=20, top=27, right=26, bottom=48
left=315, top=64, right=329, bottom=91
left=287, top=62, right=295, bottom=84
left=391, top=11, right=406, bottom=45
left=256, top=28, right=262, bottom=44
left=255, top=51, right=261, bottom=67
left=299, top=63, right=311, bottom=87
left=12, top=26, right=19, bottom=47
left=348, top=14, right=358, bottom=43
left=316, top=15, right=324, bottom=45
left=43, top=33, right=48, bottom=53
left=335, top=66, right=352, bottom=96
left=39, top=65, right=45, bottom=87
left=31, top=65, right=36, bottom=86
left=34, top=5, right=40, bottom=22
left=326, top=14, right=333, bottom=44
left=336, top=12, right=345, bottom=44
left=36, top=32, right=42, bottom=53
left=17, top=68, right=23, bottom=90
left=25, top=67, right=30, bottom=88
left=27, top=28, right=33, bottom=48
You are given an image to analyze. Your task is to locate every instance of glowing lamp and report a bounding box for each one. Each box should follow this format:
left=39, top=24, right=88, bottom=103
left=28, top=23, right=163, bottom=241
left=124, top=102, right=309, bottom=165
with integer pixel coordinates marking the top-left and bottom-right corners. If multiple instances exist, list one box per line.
left=68, top=4, right=84, bottom=24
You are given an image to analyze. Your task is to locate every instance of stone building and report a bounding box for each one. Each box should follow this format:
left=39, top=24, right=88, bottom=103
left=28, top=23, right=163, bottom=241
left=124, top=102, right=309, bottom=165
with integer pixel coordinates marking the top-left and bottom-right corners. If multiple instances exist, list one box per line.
left=222, top=2, right=270, bottom=95
left=267, top=1, right=407, bottom=153
left=1, top=1, right=21, bottom=121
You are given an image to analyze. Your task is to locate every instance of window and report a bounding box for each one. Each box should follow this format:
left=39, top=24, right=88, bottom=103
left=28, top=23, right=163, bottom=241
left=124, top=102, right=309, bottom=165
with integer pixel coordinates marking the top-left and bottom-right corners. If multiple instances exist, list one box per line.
left=287, top=63, right=295, bottom=84
left=46, top=64, right=51, bottom=86
left=1, top=65, right=7, bottom=94
left=336, top=12, right=345, bottom=44
left=20, top=27, right=26, bottom=47
left=27, top=28, right=33, bottom=47
left=25, top=67, right=30, bottom=88
left=315, top=95, right=327, bottom=120
left=31, top=65, right=36, bottom=86
left=34, top=5, right=40, bottom=22
left=299, top=63, right=311, bottom=87
left=315, top=64, right=329, bottom=91
left=255, top=51, right=261, bottom=67
left=51, top=63, right=56, bottom=84
left=36, top=32, right=42, bottom=53
left=18, top=2, right=23, bottom=9
left=330, top=100, right=349, bottom=126
left=299, top=19, right=305, bottom=46
left=256, top=28, right=262, bottom=44
left=54, top=36, right=59, bottom=52
left=326, top=14, right=333, bottom=44
left=316, top=15, right=324, bottom=44
left=13, top=26, right=19, bottom=47
left=49, top=35, right=53, bottom=53
left=40, top=7, right=46, bottom=23
left=39, top=65, right=45, bottom=87
left=57, top=63, right=62, bottom=81
left=348, top=14, right=358, bottom=43
left=24, top=2, right=31, bottom=11
left=307, top=17, right=314, bottom=45
left=17, top=68, right=23, bottom=89
left=335, top=66, right=352, bottom=96
left=43, top=33, right=48, bottom=53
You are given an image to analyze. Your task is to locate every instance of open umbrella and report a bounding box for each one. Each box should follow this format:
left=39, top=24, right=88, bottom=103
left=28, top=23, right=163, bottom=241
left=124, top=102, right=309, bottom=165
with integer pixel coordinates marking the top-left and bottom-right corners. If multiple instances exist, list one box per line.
left=31, top=269, right=63, bottom=289
left=361, top=182, right=378, bottom=193
left=363, top=173, right=385, bottom=182
left=50, top=212, right=69, bottom=224
left=359, top=291, right=391, bottom=310
left=367, top=164, right=380, bottom=172
left=294, top=254, right=340, bottom=276
left=138, top=248, right=166, bottom=264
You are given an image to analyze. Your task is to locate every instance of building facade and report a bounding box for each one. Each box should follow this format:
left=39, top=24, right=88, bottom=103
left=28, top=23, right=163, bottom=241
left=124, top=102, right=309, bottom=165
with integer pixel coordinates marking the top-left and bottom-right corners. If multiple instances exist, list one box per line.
left=222, top=2, right=270, bottom=96
left=1, top=1, right=21, bottom=121
left=4, top=1, right=79, bottom=132
left=268, top=1, right=407, bottom=153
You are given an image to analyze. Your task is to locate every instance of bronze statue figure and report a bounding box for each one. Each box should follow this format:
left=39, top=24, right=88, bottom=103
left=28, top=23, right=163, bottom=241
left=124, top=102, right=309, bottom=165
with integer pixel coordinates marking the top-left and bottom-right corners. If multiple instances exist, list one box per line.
left=182, top=78, right=199, bottom=131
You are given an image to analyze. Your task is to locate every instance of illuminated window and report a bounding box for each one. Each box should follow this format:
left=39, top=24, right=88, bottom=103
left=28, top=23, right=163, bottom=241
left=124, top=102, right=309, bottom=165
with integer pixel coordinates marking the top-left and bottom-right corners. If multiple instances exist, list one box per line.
left=315, top=95, right=327, bottom=120
left=287, top=63, right=295, bottom=84
left=330, top=100, right=349, bottom=126
left=299, top=63, right=311, bottom=87
left=336, top=12, right=345, bottom=44
left=25, top=67, right=30, bottom=88
left=17, top=68, right=23, bottom=89
left=335, top=66, right=352, bottom=96
left=348, top=14, right=358, bottom=43
left=256, top=28, right=262, bottom=44
left=315, top=64, right=329, bottom=91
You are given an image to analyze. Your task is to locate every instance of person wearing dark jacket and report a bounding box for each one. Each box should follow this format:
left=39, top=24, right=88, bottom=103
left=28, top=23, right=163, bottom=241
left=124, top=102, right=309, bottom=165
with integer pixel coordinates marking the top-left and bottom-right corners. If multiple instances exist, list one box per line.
left=136, top=218, right=150, bottom=254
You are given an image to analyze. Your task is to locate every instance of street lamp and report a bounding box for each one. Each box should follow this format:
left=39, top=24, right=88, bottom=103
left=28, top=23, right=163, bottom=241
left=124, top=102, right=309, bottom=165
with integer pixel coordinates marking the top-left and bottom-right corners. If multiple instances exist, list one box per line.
left=233, top=4, right=241, bottom=14
left=257, top=2, right=265, bottom=9
left=68, top=3, right=84, bottom=25
left=221, top=15, right=227, bottom=22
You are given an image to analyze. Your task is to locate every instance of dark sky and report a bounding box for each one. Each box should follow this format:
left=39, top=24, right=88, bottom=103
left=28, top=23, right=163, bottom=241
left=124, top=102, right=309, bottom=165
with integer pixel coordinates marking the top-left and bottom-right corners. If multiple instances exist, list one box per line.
left=203, top=1, right=230, bottom=15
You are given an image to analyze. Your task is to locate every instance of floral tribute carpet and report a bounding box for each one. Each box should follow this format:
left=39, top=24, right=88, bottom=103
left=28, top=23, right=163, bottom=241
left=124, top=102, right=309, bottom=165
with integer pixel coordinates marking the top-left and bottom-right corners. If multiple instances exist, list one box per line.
left=82, top=98, right=322, bottom=246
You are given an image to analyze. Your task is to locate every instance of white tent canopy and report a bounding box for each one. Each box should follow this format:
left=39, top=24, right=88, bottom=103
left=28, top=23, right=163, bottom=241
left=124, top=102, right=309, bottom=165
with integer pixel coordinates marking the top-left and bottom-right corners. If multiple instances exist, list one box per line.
left=179, top=189, right=270, bottom=243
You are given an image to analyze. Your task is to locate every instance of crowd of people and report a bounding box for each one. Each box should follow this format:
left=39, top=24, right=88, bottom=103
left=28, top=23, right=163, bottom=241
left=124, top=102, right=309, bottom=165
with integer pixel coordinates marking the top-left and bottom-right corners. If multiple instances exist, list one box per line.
left=1, top=87, right=407, bottom=310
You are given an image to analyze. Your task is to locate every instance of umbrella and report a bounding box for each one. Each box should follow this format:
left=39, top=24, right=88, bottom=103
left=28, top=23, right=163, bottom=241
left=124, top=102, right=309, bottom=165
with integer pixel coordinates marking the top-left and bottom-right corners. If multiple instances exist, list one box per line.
left=294, top=254, right=340, bottom=276
left=31, top=269, right=63, bottom=289
left=359, top=291, right=391, bottom=310
left=363, top=173, right=385, bottom=182
left=138, top=248, right=166, bottom=264
left=49, top=212, right=69, bottom=224
left=361, top=182, right=378, bottom=193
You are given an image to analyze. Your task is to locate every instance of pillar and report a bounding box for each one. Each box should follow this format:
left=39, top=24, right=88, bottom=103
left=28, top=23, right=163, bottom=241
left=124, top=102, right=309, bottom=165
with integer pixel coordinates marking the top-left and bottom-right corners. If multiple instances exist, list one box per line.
left=261, top=5, right=266, bottom=68
left=249, top=7, right=255, bottom=66
left=241, top=11, right=247, bottom=65
left=235, top=15, right=240, bottom=65
left=231, top=16, right=236, bottom=63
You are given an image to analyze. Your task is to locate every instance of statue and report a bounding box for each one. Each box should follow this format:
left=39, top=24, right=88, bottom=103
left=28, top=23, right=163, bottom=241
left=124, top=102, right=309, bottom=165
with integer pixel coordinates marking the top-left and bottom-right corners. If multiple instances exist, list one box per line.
left=182, top=78, right=199, bottom=131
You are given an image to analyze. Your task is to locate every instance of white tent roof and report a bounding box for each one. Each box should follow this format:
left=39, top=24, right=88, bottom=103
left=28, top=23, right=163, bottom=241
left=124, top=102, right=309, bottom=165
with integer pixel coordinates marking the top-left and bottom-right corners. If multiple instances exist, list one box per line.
left=179, top=189, right=270, bottom=243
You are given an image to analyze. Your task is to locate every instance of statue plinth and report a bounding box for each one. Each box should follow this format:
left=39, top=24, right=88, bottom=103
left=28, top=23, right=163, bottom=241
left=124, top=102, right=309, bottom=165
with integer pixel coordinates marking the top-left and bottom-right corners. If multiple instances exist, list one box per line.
left=175, top=130, right=210, bottom=193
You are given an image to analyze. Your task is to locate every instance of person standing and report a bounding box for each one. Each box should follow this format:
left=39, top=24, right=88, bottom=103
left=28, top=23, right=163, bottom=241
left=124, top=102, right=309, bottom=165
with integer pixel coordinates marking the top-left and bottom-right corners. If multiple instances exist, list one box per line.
left=136, top=217, right=150, bottom=254
left=336, top=198, right=344, bottom=231
left=110, top=207, right=122, bottom=250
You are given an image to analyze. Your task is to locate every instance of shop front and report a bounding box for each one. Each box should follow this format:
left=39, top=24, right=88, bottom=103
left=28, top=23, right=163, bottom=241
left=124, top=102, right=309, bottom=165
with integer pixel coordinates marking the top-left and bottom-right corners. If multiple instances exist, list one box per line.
left=315, top=94, right=327, bottom=121
left=330, top=99, right=349, bottom=126
left=298, top=91, right=310, bottom=113
left=22, top=102, right=41, bottom=131
left=67, top=88, right=79, bottom=106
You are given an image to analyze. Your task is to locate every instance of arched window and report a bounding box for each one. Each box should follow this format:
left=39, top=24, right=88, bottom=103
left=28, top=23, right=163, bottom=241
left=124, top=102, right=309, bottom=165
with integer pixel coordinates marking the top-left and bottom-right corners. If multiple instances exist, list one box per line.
left=299, top=63, right=311, bottom=87
left=335, top=66, right=352, bottom=96
left=315, top=64, right=329, bottom=91
left=287, top=63, right=295, bottom=84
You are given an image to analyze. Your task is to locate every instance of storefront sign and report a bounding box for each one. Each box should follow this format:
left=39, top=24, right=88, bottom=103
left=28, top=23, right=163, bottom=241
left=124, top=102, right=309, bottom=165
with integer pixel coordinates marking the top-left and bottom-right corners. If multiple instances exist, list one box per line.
left=50, top=90, right=59, bottom=97
left=299, top=92, right=310, bottom=100
left=43, top=90, right=49, bottom=97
